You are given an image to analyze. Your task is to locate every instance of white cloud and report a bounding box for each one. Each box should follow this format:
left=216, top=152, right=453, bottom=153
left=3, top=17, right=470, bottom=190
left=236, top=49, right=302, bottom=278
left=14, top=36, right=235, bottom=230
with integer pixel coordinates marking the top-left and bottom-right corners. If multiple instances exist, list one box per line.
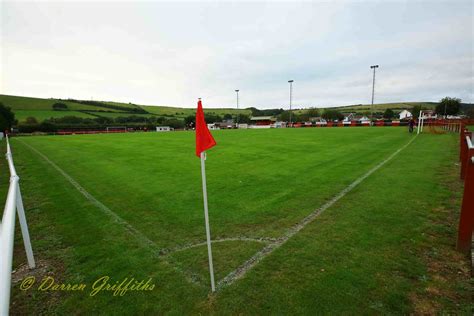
left=1, top=0, right=472, bottom=108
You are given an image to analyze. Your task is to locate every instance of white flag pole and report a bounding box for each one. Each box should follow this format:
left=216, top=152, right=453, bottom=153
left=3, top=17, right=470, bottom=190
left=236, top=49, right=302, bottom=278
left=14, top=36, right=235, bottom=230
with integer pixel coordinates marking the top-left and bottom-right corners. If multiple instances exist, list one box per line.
left=200, top=151, right=216, bottom=292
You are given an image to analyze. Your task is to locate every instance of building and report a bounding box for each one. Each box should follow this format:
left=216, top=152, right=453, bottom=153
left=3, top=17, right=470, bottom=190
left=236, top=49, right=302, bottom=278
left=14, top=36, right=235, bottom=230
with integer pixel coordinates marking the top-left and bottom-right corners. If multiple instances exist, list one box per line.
left=274, top=121, right=287, bottom=128
left=422, top=110, right=437, bottom=119
left=343, top=113, right=355, bottom=122
left=399, top=110, right=412, bottom=120
left=207, top=123, right=220, bottom=130
left=215, top=120, right=235, bottom=129
left=250, top=116, right=276, bottom=126
left=357, top=116, right=370, bottom=124
left=156, top=126, right=172, bottom=132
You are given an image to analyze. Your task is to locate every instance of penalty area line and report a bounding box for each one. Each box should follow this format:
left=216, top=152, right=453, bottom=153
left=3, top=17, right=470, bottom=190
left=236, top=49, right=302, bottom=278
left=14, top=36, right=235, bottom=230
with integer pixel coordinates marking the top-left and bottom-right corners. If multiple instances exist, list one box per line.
left=217, top=135, right=418, bottom=290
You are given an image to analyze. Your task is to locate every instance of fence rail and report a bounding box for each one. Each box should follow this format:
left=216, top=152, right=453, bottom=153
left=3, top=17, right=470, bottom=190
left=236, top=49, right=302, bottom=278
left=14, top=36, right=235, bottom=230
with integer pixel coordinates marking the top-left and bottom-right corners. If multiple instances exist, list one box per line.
left=457, top=125, right=474, bottom=254
left=0, top=136, right=35, bottom=315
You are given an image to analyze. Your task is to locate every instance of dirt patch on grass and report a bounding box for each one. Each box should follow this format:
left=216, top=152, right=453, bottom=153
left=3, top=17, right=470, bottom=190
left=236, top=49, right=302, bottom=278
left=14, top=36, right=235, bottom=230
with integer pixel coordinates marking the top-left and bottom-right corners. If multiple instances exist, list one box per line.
left=11, top=259, right=54, bottom=284
left=10, top=257, right=66, bottom=316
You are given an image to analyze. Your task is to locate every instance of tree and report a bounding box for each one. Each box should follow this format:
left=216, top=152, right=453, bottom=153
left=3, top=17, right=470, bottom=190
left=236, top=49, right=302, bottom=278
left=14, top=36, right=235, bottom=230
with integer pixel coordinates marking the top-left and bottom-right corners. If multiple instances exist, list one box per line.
left=235, top=114, right=251, bottom=124
left=0, top=102, right=16, bottom=132
left=52, top=102, right=68, bottom=110
left=204, top=113, right=222, bottom=123
left=307, top=107, right=320, bottom=119
left=300, top=107, right=320, bottom=121
left=164, top=118, right=185, bottom=129
left=184, top=115, right=195, bottom=128
left=279, top=111, right=299, bottom=122
left=223, top=113, right=233, bottom=120
left=321, top=109, right=344, bottom=121
left=93, top=116, right=114, bottom=124
left=464, top=107, right=474, bottom=119
left=25, top=117, right=38, bottom=124
left=436, top=97, right=461, bottom=116
left=383, top=108, right=395, bottom=119
left=411, top=105, right=425, bottom=119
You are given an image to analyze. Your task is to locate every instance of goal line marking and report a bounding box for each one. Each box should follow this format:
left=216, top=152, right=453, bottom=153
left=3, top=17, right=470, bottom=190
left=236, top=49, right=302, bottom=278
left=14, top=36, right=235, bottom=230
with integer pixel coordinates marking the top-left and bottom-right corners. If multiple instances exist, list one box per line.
left=216, top=135, right=418, bottom=290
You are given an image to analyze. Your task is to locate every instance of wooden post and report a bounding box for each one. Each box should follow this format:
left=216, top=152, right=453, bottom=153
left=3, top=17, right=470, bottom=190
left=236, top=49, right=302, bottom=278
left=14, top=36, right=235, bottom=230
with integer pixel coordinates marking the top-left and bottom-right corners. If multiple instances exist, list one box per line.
left=457, top=147, right=474, bottom=254
left=461, top=131, right=470, bottom=180
left=460, top=122, right=466, bottom=161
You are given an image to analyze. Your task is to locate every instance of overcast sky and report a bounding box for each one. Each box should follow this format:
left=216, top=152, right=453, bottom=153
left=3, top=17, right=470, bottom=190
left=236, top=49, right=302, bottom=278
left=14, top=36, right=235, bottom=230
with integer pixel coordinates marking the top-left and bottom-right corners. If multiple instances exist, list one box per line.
left=1, top=0, right=473, bottom=109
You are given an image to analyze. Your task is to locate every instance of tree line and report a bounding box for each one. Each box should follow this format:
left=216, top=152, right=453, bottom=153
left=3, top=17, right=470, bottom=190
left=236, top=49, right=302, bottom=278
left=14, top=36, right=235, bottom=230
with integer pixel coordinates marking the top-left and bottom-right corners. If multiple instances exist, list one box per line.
left=17, top=114, right=186, bottom=133
left=0, top=97, right=471, bottom=133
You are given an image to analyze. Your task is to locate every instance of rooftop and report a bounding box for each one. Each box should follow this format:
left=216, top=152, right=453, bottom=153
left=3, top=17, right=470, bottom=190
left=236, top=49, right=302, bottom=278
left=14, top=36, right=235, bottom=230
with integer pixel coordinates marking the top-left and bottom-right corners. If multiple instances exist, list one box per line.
left=250, top=116, right=275, bottom=121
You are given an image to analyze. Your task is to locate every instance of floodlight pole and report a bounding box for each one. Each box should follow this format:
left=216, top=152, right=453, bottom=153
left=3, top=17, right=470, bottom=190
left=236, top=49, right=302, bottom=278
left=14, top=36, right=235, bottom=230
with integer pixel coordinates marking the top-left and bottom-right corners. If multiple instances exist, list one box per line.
left=370, top=65, right=379, bottom=122
left=235, top=89, right=239, bottom=127
left=288, top=80, right=294, bottom=127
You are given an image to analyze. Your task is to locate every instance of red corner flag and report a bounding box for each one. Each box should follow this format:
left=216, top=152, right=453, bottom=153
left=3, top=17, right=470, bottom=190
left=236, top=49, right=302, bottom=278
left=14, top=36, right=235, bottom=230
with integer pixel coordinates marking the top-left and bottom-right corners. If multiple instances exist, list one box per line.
left=195, top=99, right=216, bottom=157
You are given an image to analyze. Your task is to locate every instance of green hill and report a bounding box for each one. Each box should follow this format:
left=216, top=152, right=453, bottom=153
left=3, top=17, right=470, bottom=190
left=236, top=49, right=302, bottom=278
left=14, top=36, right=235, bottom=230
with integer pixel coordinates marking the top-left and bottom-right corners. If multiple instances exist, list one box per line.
left=332, top=102, right=439, bottom=113
left=1, top=94, right=471, bottom=124
left=0, top=94, right=251, bottom=123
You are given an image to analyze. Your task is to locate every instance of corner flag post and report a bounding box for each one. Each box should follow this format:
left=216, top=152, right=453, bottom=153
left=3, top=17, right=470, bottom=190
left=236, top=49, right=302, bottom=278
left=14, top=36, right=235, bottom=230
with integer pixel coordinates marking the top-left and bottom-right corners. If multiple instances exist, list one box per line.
left=195, top=98, right=217, bottom=292
left=200, top=151, right=216, bottom=292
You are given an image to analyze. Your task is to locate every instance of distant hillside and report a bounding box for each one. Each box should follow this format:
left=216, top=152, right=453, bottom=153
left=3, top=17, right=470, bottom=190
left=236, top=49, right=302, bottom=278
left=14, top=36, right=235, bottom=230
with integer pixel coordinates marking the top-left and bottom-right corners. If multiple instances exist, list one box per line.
left=332, top=102, right=438, bottom=113
left=0, top=94, right=472, bottom=124
left=0, top=94, right=250, bottom=123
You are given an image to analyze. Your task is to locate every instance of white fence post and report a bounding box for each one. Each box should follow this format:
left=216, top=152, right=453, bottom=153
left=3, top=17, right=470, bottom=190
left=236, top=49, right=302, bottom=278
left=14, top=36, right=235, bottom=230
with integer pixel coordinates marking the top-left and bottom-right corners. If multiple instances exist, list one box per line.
left=16, top=183, right=35, bottom=269
left=0, top=136, right=35, bottom=315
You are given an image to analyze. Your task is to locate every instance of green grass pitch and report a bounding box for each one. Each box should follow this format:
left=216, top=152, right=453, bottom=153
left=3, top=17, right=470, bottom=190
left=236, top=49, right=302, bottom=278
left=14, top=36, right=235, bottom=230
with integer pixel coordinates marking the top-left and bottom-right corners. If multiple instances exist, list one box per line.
left=4, top=128, right=471, bottom=314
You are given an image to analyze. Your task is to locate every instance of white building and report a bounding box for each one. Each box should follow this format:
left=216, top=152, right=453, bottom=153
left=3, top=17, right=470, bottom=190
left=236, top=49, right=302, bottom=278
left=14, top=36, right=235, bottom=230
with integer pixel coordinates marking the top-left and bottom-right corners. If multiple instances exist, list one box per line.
left=207, top=123, right=220, bottom=130
left=274, top=121, right=287, bottom=128
left=399, top=110, right=412, bottom=120
left=156, top=126, right=172, bottom=132
left=359, top=116, right=370, bottom=124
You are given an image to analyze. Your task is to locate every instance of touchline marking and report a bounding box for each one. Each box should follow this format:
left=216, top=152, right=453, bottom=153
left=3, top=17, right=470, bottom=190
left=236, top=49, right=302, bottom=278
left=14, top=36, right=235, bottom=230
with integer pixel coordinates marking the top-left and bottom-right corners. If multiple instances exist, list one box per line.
left=17, top=139, right=160, bottom=252
left=16, top=139, right=202, bottom=285
left=217, top=136, right=418, bottom=290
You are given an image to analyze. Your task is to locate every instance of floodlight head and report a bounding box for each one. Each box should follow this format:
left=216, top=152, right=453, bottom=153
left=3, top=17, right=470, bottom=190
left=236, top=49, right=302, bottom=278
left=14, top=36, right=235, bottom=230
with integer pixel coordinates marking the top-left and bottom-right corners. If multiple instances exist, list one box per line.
left=235, top=89, right=239, bottom=92
left=288, top=80, right=294, bottom=83
left=370, top=65, right=379, bottom=69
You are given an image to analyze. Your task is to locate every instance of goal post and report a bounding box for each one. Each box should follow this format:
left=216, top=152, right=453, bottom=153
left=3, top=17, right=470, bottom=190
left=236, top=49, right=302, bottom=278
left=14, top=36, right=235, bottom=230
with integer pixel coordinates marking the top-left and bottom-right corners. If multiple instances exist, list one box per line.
left=417, top=111, right=423, bottom=134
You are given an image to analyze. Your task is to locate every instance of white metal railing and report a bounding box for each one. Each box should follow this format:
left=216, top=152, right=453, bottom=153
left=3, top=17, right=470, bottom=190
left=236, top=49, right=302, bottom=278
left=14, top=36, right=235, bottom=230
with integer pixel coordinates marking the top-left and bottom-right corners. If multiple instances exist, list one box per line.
left=467, top=135, right=474, bottom=164
left=0, top=136, right=35, bottom=315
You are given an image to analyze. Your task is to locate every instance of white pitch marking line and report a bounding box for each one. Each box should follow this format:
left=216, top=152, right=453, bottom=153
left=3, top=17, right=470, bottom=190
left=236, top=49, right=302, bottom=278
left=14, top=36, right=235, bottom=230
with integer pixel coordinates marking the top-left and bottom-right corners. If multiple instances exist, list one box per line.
left=16, top=135, right=418, bottom=291
left=16, top=139, right=202, bottom=285
left=217, top=135, right=418, bottom=290
left=161, top=237, right=277, bottom=256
